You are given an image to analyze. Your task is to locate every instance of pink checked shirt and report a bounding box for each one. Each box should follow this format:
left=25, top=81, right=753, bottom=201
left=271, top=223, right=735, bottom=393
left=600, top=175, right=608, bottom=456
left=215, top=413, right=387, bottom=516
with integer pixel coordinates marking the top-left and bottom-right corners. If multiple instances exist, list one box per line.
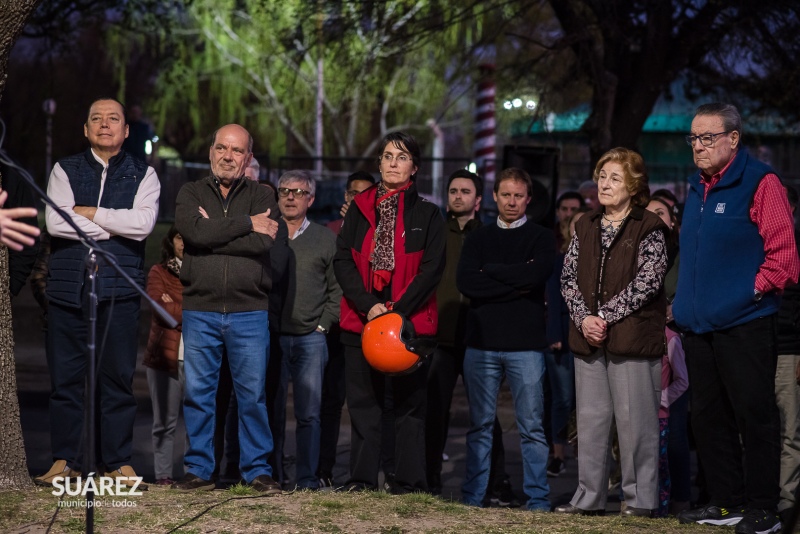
left=700, top=154, right=799, bottom=294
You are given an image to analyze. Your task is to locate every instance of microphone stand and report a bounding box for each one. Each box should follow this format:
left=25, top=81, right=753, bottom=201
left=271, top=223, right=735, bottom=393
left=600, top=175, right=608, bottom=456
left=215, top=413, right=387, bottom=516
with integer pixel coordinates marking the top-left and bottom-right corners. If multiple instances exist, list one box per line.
left=7, top=153, right=176, bottom=533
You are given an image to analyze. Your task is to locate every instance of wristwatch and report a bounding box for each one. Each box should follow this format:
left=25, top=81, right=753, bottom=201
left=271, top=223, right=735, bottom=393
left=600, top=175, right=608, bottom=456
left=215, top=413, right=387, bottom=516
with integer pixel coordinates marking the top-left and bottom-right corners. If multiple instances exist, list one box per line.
left=754, top=289, right=763, bottom=302
left=316, top=325, right=328, bottom=334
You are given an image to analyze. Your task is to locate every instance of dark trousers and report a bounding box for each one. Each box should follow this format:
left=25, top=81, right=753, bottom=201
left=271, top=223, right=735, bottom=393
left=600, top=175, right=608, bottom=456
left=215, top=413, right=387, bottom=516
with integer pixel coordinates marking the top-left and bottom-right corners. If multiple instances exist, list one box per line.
left=47, top=298, right=140, bottom=471
left=266, top=333, right=286, bottom=483
left=318, top=329, right=347, bottom=479
left=667, top=390, right=691, bottom=502
left=344, top=344, right=428, bottom=491
left=425, top=345, right=512, bottom=493
left=684, top=316, right=781, bottom=510
left=213, top=352, right=240, bottom=479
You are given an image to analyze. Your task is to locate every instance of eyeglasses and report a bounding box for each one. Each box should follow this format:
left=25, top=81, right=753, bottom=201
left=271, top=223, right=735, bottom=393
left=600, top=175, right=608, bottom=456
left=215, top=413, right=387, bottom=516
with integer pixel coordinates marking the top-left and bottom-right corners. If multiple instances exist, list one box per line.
left=380, top=153, right=411, bottom=164
left=685, top=131, right=729, bottom=147
left=277, top=187, right=310, bottom=198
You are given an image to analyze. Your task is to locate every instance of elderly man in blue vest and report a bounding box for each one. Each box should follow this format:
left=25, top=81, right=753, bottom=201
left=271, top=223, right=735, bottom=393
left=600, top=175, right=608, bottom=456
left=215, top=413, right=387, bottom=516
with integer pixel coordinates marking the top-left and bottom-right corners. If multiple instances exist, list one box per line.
left=675, top=103, right=799, bottom=534
left=35, top=97, right=160, bottom=488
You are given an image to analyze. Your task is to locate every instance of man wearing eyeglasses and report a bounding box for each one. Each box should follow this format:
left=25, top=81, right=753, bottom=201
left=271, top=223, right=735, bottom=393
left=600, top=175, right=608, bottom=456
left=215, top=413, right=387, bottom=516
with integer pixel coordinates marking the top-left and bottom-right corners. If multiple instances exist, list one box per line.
left=267, top=170, right=342, bottom=490
left=173, top=124, right=282, bottom=494
left=674, top=103, right=799, bottom=534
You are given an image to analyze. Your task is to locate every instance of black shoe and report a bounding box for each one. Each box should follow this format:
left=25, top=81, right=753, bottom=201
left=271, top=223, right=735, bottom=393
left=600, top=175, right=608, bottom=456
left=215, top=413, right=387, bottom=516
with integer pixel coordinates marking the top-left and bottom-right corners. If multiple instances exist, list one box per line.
left=547, top=457, right=566, bottom=477
left=318, top=476, right=335, bottom=491
left=250, top=475, right=282, bottom=495
left=734, top=509, right=781, bottom=534
left=677, top=505, right=745, bottom=526
left=171, top=473, right=215, bottom=492
left=382, top=472, right=396, bottom=493
left=489, top=479, right=521, bottom=508
left=621, top=507, right=651, bottom=517
left=554, top=504, right=605, bottom=516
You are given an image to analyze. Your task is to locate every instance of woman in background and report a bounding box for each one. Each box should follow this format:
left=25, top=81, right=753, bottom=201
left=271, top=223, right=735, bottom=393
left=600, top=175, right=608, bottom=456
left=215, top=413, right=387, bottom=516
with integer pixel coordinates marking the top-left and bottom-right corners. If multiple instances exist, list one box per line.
left=144, top=225, right=185, bottom=485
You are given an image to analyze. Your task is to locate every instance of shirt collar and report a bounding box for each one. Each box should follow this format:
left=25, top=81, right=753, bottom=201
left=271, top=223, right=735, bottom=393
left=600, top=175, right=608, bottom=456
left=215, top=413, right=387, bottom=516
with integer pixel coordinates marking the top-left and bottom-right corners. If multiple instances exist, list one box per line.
left=90, top=148, right=108, bottom=169
left=497, top=215, right=527, bottom=229
left=287, top=217, right=311, bottom=240
left=700, top=150, right=738, bottom=187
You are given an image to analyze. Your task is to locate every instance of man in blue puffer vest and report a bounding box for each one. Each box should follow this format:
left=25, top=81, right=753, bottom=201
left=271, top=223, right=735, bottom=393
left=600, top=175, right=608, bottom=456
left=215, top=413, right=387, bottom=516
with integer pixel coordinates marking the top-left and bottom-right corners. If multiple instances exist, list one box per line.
left=35, top=97, right=160, bottom=489
left=675, top=103, right=799, bottom=534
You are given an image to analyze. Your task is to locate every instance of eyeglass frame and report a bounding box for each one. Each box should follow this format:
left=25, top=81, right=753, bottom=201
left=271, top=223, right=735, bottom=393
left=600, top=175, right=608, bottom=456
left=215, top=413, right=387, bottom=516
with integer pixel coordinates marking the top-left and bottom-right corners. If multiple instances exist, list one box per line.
left=378, top=152, right=412, bottom=164
left=685, top=131, right=730, bottom=147
left=277, top=187, right=311, bottom=198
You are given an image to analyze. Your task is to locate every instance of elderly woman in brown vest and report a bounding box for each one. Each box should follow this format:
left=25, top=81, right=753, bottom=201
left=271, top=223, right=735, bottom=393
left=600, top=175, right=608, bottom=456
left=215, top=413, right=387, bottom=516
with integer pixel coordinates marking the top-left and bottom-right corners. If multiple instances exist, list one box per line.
left=555, top=147, right=668, bottom=517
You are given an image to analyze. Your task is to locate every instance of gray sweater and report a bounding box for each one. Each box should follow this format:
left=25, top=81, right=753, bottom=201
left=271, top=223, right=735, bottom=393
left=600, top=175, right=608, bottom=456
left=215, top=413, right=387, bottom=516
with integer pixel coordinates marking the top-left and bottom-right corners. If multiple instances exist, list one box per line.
left=277, top=221, right=342, bottom=335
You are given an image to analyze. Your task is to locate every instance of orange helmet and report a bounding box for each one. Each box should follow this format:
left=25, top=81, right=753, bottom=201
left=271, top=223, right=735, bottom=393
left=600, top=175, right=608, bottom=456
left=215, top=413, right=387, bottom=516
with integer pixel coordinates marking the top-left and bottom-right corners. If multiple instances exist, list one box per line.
left=361, top=312, right=437, bottom=375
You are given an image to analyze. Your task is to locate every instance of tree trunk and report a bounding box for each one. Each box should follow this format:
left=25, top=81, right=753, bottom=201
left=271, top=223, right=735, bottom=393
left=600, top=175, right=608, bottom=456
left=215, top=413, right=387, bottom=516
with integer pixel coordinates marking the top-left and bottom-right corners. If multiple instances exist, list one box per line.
left=0, top=0, right=43, bottom=491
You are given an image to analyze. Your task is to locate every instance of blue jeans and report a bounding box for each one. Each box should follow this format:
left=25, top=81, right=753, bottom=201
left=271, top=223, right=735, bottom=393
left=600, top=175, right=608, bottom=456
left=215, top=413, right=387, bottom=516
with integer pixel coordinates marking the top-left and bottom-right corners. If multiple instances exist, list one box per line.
left=462, top=348, right=550, bottom=511
left=183, top=310, right=272, bottom=483
left=544, top=350, right=574, bottom=445
left=276, top=331, right=328, bottom=489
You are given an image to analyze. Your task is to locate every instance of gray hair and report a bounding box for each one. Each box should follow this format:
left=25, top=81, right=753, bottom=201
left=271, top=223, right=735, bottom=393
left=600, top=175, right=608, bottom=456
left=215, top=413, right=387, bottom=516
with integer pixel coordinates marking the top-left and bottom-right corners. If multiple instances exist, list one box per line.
left=248, top=157, right=260, bottom=172
left=278, top=170, right=316, bottom=197
left=695, top=103, right=743, bottom=139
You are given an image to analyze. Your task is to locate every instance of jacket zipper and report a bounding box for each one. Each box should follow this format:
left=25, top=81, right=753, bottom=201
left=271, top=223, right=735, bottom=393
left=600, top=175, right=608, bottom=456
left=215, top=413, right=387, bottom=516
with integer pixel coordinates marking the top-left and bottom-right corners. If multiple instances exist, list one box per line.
left=211, top=179, right=246, bottom=314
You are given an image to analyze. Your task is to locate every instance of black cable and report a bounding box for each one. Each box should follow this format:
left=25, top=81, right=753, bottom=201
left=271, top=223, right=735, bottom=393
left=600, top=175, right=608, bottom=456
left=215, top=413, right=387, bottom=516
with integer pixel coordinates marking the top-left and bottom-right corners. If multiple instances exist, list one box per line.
left=44, top=496, right=64, bottom=534
left=164, top=493, right=287, bottom=534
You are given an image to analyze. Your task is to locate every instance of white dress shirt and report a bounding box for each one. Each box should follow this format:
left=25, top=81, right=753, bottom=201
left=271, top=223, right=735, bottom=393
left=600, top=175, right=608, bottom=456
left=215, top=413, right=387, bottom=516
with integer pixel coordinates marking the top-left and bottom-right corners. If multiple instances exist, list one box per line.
left=45, top=149, right=160, bottom=242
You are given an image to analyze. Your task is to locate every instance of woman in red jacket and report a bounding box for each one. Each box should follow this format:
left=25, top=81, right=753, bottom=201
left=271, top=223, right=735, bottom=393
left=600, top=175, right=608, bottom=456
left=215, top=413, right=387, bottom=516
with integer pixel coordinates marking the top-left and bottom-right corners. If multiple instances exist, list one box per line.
left=333, top=132, right=445, bottom=493
left=143, top=225, right=185, bottom=485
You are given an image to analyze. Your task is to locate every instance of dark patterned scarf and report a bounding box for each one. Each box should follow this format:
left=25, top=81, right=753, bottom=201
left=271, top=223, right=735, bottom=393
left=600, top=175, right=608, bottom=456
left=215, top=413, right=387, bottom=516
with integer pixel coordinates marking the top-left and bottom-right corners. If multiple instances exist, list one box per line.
left=371, top=181, right=409, bottom=291
left=166, top=256, right=181, bottom=277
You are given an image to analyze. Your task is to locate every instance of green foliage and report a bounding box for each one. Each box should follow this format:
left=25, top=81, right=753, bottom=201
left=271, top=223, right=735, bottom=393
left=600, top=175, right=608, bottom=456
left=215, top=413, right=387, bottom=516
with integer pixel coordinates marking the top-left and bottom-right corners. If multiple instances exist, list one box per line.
left=147, top=0, right=510, bottom=159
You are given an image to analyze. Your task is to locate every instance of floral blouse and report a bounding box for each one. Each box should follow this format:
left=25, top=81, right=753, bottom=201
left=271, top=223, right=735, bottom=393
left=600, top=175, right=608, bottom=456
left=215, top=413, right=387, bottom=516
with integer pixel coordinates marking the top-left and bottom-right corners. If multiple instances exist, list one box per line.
left=561, top=222, right=667, bottom=330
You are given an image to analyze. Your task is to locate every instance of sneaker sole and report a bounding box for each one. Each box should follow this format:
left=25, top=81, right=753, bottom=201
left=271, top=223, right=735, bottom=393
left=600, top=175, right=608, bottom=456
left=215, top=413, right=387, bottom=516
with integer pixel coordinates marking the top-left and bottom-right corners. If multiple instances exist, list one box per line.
left=697, top=517, right=744, bottom=526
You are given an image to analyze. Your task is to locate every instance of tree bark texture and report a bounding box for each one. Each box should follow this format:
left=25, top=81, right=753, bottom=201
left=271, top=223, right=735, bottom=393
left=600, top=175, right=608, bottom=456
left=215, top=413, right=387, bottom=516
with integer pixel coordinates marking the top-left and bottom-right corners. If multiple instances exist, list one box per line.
left=549, top=0, right=736, bottom=163
left=0, top=0, right=43, bottom=490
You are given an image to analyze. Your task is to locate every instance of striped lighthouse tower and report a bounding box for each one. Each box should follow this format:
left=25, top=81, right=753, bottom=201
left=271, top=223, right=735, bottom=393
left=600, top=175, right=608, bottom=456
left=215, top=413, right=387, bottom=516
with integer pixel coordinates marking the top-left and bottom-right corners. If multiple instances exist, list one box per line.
left=474, top=64, right=496, bottom=194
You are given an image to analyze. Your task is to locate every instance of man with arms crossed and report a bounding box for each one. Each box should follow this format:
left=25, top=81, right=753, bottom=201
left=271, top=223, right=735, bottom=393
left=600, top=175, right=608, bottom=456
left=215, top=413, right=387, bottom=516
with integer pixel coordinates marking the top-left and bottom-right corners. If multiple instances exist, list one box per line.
left=457, top=167, right=555, bottom=512
left=36, top=97, right=159, bottom=487
left=173, top=124, right=281, bottom=493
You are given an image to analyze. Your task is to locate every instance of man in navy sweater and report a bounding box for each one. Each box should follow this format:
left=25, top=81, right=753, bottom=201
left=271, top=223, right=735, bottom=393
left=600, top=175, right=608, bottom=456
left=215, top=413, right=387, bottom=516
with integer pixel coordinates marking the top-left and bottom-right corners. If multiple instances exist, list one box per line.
left=457, top=167, right=555, bottom=512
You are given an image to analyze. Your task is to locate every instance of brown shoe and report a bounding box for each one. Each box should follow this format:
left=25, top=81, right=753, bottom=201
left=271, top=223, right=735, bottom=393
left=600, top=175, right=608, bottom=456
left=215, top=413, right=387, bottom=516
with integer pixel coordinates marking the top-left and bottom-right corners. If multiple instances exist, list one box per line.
left=104, top=465, right=148, bottom=491
left=34, top=460, right=82, bottom=487
left=250, top=475, right=282, bottom=495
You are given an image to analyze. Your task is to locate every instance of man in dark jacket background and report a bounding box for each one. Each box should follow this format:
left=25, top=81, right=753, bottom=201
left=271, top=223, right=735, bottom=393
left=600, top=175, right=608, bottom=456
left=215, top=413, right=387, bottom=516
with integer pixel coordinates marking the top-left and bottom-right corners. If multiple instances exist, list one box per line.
left=775, top=184, right=800, bottom=523
left=173, top=124, right=281, bottom=494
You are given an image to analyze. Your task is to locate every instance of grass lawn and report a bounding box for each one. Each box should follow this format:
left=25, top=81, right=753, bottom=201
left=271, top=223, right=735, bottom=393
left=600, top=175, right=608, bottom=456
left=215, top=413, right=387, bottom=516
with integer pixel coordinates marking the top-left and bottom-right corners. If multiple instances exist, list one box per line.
left=0, top=485, right=722, bottom=533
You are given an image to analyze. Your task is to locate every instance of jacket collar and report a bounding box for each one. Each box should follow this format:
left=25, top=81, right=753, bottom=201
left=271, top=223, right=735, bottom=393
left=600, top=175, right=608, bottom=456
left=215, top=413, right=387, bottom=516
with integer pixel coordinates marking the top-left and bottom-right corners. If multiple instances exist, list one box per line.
left=588, top=204, right=646, bottom=223
left=83, top=148, right=128, bottom=176
left=689, top=148, right=749, bottom=195
left=354, top=181, right=419, bottom=227
left=445, top=213, right=482, bottom=232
